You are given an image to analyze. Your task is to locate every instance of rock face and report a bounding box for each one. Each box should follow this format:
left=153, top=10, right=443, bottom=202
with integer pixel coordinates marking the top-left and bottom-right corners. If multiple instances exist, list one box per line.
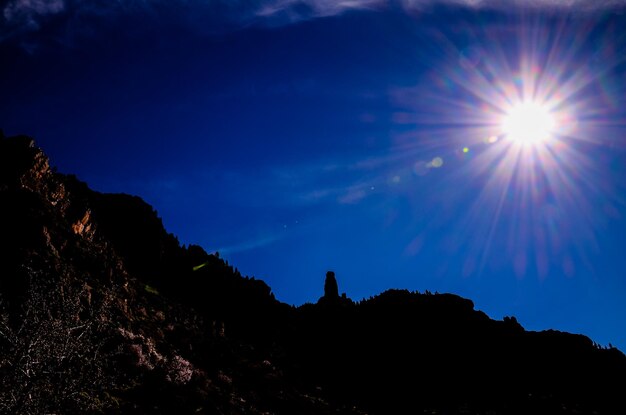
left=0, top=133, right=625, bottom=414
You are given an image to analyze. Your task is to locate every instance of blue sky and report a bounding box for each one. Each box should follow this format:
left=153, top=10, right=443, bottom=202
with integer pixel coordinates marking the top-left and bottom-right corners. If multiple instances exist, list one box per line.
left=1, top=0, right=626, bottom=350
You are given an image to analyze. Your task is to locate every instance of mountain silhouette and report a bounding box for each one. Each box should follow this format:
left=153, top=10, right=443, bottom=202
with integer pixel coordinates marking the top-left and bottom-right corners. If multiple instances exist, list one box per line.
left=0, top=132, right=624, bottom=414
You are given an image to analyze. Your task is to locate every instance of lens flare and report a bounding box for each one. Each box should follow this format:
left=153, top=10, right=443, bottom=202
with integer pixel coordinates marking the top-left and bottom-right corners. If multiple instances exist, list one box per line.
left=385, top=16, right=624, bottom=281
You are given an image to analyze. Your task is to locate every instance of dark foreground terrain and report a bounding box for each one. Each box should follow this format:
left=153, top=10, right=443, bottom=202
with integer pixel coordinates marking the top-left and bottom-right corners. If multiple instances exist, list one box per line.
left=0, top=132, right=624, bottom=414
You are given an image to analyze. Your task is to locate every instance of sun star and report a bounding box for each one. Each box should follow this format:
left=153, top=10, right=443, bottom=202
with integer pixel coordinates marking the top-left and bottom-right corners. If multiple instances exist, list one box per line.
left=501, top=101, right=555, bottom=145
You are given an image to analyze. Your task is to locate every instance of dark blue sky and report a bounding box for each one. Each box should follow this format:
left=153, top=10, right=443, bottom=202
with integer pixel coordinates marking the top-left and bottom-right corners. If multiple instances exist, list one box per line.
left=2, top=0, right=626, bottom=350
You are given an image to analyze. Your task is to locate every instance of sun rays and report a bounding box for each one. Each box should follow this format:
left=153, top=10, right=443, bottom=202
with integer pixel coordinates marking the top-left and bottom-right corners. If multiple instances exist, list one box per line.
left=386, top=16, right=624, bottom=280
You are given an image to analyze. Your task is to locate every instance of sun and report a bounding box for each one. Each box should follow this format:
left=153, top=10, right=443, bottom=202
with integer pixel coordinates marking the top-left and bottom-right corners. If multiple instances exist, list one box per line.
left=501, top=101, right=555, bottom=145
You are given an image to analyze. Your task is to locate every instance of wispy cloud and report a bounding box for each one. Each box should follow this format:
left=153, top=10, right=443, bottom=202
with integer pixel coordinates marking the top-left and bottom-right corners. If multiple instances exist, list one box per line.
left=256, top=0, right=385, bottom=23
left=3, top=0, right=625, bottom=45
left=256, top=0, right=626, bottom=24
left=3, top=0, right=64, bottom=30
left=214, top=233, right=285, bottom=255
left=256, top=0, right=626, bottom=17
left=400, top=0, right=626, bottom=8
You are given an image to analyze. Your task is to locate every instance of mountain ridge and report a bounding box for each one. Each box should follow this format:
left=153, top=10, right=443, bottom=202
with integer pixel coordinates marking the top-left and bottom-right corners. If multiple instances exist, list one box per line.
left=0, top=131, right=624, bottom=414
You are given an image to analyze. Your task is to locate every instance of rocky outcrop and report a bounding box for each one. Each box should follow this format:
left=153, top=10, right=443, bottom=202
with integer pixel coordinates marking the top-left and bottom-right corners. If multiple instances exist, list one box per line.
left=324, top=271, right=339, bottom=299
left=317, top=271, right=353, bottom=307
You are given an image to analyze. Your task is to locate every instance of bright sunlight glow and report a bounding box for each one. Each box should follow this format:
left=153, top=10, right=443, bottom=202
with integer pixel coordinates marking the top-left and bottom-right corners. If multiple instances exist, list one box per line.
left=501, top=101, right=555, bottom=145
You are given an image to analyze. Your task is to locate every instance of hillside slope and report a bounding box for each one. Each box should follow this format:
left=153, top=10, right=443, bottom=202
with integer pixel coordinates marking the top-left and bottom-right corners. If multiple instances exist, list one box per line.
left=0, top=132, right=624, bottom=414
